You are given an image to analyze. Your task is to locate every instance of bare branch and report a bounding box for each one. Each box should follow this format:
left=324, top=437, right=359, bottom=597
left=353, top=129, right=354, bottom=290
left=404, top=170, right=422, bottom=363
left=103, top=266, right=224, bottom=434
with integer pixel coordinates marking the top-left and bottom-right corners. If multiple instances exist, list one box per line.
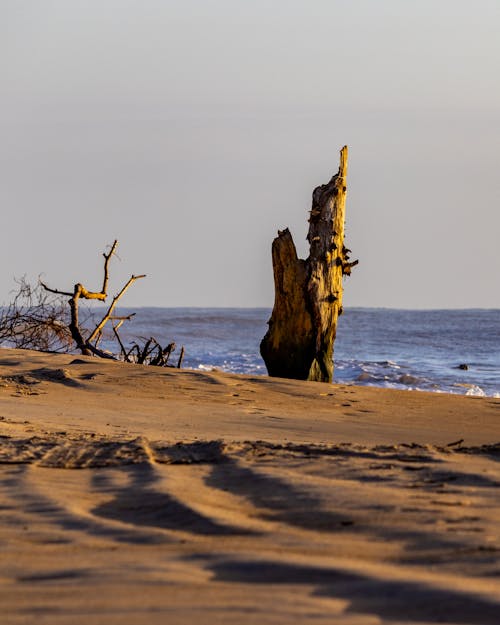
left=2, top=243, right=181, bottom=369
left=87, top=274, right=146, bottom=344
left=101, top=239, right=118, bottom=296
left=84, top=342, right=117, bottom=360
left=67, top=289, right=91, bottom=355
left=39, top=281, right=73, bottom=298
left=162, top=342, right=176, bottom=365
left=112, top=324, right=131, bottom=362
left=137, top=337, right=155, bottom=364
left=109, top=314, right=136, bottom=321
left=177, top=346, right=185, bottom=369
left=70, top=240, right=119, bottom=302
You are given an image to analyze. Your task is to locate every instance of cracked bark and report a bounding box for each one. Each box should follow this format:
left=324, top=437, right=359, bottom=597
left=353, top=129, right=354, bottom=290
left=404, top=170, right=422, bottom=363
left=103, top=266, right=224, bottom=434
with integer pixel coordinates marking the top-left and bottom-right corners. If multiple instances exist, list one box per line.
left=260, top=146, right=357, bottom=383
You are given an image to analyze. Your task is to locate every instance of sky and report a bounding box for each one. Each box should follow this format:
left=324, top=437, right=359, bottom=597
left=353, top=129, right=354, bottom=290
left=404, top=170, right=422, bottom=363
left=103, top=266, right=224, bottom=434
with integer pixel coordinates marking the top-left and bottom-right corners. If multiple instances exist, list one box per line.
left=1, top=0, right=499, bottom=308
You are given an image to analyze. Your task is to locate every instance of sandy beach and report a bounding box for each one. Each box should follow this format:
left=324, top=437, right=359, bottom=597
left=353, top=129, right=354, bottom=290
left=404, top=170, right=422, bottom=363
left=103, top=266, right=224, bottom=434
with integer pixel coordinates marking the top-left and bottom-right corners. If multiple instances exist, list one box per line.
left=1, top=347, right=499, bottom=624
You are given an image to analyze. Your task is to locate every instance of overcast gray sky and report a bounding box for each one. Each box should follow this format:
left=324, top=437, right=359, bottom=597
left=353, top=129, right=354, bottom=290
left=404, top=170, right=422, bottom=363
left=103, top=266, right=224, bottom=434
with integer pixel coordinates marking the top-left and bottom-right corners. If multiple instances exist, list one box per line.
left=1, top=0, right=499, bottom=308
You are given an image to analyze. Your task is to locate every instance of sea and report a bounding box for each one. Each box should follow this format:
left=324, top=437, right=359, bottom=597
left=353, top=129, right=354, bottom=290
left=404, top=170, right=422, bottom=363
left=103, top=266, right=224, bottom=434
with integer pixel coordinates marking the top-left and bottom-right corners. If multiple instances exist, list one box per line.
left=108, top=308, right=500, bottom=398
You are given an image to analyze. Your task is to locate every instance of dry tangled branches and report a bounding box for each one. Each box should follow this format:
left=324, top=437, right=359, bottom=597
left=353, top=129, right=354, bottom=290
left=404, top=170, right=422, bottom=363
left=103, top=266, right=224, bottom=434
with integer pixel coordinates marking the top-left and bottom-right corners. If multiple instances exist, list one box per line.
left=0, top=277, right=73, bottom=352
left=1, top=241, right=184, bottom=367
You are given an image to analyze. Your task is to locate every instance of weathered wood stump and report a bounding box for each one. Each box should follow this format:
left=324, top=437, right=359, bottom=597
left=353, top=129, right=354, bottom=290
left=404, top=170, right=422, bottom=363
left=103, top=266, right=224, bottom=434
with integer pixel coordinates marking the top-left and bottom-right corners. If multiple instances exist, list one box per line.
left=260, top=146, right=357, bottom=382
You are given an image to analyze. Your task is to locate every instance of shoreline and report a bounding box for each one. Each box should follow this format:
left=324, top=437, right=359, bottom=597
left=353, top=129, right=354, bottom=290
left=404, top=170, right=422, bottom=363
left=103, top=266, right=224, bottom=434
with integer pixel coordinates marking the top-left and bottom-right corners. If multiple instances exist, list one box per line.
left=1, top=347, right=499, bottom=446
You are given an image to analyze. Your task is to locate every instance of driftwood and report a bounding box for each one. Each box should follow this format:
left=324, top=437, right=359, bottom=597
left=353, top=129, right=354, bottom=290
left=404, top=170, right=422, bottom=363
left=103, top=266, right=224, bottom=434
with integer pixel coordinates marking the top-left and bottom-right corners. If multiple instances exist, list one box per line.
left=260, top=146, right=357, bottom=382
left=123, top=338, right=177, bottom=366
left=39, top=240, right=184, bottom=366
left=40, top=240, right=145, bottom=358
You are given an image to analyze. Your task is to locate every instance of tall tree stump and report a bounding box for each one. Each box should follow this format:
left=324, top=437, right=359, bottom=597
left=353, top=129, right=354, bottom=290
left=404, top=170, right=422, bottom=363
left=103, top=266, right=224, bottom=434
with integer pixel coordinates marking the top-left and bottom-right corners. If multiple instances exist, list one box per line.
left=260, top=146, right=357, bottom=382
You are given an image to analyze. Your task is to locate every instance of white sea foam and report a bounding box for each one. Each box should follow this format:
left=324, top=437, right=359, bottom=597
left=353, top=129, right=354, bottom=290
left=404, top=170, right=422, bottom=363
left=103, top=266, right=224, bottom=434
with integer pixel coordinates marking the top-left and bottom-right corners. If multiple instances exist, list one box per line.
left=463, top=385, right=487, bottom=397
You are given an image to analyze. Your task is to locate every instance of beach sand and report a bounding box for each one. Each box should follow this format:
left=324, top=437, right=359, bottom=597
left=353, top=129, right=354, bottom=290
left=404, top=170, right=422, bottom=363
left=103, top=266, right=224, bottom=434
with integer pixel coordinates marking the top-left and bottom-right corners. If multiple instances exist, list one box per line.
left=1, top=347, right=499, bottom=624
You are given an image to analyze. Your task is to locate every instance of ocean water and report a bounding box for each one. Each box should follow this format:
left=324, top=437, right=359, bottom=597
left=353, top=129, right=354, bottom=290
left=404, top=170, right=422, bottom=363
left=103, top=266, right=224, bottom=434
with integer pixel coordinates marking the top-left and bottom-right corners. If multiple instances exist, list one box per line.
left=108, top=308, right=500, bottom=397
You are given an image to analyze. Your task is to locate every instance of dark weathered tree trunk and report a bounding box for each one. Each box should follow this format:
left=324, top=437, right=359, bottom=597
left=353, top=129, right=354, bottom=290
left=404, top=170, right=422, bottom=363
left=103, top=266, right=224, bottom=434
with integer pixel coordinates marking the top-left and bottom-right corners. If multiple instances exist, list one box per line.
left=260, top=146, right=357, bottom=382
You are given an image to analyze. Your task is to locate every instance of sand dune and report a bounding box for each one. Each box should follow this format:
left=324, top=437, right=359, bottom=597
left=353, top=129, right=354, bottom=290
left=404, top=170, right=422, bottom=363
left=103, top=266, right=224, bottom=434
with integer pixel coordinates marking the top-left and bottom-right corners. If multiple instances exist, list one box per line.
left=1, top=348, right=499, bottom=624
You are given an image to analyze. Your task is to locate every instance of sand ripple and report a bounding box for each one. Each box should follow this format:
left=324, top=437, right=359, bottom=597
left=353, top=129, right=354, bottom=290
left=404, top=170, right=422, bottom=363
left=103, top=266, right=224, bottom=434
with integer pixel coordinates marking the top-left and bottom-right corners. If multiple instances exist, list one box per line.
left=1, top=434, right=499, bottom=624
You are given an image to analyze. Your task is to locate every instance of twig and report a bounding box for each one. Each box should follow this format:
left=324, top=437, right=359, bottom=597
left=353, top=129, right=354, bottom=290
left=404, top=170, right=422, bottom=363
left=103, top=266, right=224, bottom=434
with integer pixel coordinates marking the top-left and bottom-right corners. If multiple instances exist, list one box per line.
left=109, top=313, right=136, bottom=322
left=127, top=344, right=141, bottom=362
left=177, top=346, right=185, bottom=368
left=446, top=438, right=465, bottom=448
left=101, top=240, right=118, bottom=296
left=39, top=281, right=73, bottom=298
left=112, top=324, right=130, bottom=362
left=162, top=342, right=175, bottom=365
left=138, top=337, right=154, bottom=364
